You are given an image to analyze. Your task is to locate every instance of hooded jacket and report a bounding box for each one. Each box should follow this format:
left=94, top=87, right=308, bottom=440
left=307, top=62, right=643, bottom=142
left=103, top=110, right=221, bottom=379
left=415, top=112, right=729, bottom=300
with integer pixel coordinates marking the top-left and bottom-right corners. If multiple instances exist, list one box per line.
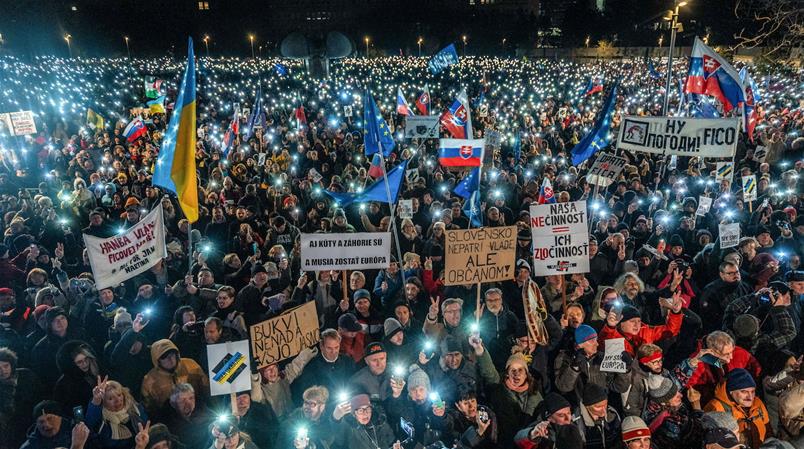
left=54, top=340, right=105, bottom=410
left=704, top=381, right=770, bottom=449
left=140, top=339, right=209, bottom=414
left=598, top=310, right=683, bottom=356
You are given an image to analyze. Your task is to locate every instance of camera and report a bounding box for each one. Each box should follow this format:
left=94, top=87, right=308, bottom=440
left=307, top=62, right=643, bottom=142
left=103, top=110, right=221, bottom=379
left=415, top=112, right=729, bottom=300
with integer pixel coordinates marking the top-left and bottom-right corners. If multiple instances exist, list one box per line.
left=675, top=260, right=689, bottom=271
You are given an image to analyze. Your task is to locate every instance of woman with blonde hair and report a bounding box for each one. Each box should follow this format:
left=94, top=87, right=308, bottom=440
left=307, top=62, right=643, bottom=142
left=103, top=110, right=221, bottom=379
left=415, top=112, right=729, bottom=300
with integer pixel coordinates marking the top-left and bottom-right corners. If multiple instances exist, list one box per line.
left=86, top=378, right=148, bottom=448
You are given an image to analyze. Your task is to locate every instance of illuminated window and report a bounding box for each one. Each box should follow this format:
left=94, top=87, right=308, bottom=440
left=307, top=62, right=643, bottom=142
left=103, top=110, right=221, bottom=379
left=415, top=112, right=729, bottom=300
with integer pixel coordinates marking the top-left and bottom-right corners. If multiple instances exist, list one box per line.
left=198, top=1, right=210, bottom=10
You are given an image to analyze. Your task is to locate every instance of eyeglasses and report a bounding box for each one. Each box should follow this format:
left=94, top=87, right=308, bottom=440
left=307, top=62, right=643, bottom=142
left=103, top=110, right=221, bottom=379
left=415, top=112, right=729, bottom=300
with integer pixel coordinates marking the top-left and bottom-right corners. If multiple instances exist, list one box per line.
left=722, top=271, right=739, bottom=275
left=303, top=400, right=324, bottom=407
left=355, top=406, right=372, bottom=414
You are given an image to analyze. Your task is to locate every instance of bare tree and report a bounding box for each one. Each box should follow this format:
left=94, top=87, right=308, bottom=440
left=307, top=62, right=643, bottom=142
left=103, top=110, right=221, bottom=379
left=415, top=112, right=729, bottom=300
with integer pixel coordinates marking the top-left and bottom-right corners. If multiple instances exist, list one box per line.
left=731, top=0, right=804, bottom=59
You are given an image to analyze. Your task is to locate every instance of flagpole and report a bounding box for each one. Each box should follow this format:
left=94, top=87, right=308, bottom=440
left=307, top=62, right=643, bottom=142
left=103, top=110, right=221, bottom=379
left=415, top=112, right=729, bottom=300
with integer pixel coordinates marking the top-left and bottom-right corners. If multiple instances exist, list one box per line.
left=187, top=222, right=193, bottom=274
left=377, top=152, right=406, bottom=287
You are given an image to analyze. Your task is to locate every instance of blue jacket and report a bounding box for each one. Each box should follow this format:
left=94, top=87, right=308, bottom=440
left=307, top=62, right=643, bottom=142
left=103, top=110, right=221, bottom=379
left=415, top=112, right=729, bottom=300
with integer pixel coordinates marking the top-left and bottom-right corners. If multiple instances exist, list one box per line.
left=86, top=401, right=148, bottom=449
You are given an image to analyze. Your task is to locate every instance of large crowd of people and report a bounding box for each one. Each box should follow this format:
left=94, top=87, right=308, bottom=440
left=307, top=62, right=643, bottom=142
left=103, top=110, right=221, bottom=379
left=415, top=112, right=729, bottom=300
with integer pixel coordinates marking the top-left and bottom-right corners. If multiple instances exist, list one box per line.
left=0, top=53, right=802, bottom=449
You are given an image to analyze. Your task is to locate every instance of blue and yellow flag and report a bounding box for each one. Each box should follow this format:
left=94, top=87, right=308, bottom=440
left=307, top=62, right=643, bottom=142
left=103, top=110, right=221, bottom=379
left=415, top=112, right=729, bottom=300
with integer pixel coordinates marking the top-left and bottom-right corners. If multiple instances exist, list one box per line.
left=153, top=37, right=198, bottom=223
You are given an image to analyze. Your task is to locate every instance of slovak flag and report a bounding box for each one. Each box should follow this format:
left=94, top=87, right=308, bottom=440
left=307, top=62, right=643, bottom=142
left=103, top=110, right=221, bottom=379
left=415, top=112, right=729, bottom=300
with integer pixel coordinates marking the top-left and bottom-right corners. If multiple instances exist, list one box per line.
left=123, top=116, right=147, bottom=142
left=222, top=104, right=240, bottom=156
left=685, top=36, right=745, bottom=113
left=740, top=67, right=761, bottom=142
left=396, top=88, right=415, bottom=116
left=537, top=177, right=556, bottom=204
left=416, top=86, right=431, bottom=115
left=440, top=89, right=472, bottom=139
left=438, top=138, right=484, bottom=167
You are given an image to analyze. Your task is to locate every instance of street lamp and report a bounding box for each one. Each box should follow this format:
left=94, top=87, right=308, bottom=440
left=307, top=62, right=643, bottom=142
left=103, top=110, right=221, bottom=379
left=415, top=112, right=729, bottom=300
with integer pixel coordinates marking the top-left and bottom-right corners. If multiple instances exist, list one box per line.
left=124, top=36, right=130, bottom=59
left=364, top=36, right=370, bottom=58
left=462, top=35, right=468, bottom=56
left=64, top=34, right=72, bottom=58
left=662, top=0, right=688, bottom=115
left=203, top=35, right=210, bottom=57
left=417, top=37, right=423, bottom=57
left=249, top=34, right=255, bottom=58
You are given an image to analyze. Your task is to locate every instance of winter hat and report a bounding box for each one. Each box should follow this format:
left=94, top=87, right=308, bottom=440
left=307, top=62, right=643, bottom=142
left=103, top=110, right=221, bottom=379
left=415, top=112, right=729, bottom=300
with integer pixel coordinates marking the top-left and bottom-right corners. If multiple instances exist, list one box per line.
left=582, top=383, right=607, bottom=405
left=363, top=342, right=385, bottom=358
left=44, top=306, right=67, bottom=326
left=669, top=234, right=685, bottom=248
left=517, top=229, right=532, bottom=241
left=407, top=366, right=431, bottom=391
left=146, top=423, right=180, bottom=449
left=124, top=197, right=140, bottom=209
left=516, top=259, right=532, bottom=272
left=725, top=368, right=756, bottom=392
left=33, top=304, right=51, bottom=320
left=704, top=427, right=742, bottom=449
left=333, top=208, right=346, bottom=218
left=623, top=260, right=639, bottom=273
left=113, top=308, right=133, bottom=330
left=32, top=400, right=63, bottom=419
left=702, top=411, right=739, bottom=434
left=648, top=375, right=678, bottom=404
left=353, top=289, right=371, bottom=302
left=621, top=416, right=651, bottom=442
left=543, top=392, right=571, bottom=416
left=442, top=335, right=463, bottom=354
left=574, top=324, right=597, bottom=346
left=768, top=280, right=791, bottom=295
left=338, top=313, right=363, bottom=332
left=251, top=263, right=268, bottom=276
left=505, top=352, right=530, bottom=372
left=732, top=314, right=759, bottom=339
left=383, top=318, right=403, bottom=339
left=0, top=287, right=12, bottom=296
left=620, top=305, right=641, bottom=323
left=350, top=394, right=371, bottom=410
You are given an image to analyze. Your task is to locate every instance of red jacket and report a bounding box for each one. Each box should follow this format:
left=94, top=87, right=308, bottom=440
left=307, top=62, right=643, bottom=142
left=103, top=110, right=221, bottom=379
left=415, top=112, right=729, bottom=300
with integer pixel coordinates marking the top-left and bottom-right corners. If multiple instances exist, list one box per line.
left=598, top=310, right=683, bottom=355
left=687, top=344, right=761, bottom=406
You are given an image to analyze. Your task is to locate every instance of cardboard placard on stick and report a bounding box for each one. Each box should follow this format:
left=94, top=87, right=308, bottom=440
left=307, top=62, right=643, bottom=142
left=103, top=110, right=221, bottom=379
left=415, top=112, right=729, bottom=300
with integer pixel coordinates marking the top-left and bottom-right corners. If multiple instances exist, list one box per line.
left=444, top=226, right=517, bottom=286
left=250, top=301, right=320, bottom=369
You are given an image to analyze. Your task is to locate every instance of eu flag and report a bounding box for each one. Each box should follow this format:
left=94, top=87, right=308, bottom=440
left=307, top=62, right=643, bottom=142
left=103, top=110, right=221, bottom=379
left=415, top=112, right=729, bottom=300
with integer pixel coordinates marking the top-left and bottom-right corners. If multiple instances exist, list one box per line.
left=464, top=191, right=482, bottom=228
left=363, top=89, right=395, bottom=157
left=245, top=86, right=266, bottom=141
left=571, top=82, right=618, bottom=166
left=325, top=160, right=408, bottom=207
left=453, top=167, right=480, bottom=199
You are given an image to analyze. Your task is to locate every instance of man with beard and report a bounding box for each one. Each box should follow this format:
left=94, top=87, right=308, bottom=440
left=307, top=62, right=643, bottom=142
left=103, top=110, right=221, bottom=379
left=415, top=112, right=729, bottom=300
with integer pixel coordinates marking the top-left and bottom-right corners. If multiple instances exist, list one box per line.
left=140, top=339, right=208, bottom=415
left=282, top=386, right=337, bottom=449
left=697, top=262, right=754, bottom=333
left=643, top=375, right=705, bottom=449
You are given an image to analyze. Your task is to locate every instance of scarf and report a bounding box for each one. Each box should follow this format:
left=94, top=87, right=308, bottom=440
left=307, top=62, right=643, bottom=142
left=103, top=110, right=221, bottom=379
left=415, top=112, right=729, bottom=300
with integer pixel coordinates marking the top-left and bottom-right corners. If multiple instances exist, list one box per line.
left=505, top=377, right=530, bottom=394
left=102, top=407, right=134, bottom=440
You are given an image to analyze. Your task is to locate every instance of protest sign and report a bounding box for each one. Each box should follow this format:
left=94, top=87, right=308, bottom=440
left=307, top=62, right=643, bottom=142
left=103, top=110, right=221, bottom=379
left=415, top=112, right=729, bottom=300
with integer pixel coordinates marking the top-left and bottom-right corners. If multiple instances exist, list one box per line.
left=586, top=153, right=627, bottom=187
left=444, top=226, right=516, bottom=286
left=617, top=116, right=740, bottom=158
left=404, top=115, right=440, bottom=138
left=83, top=205, right=166, bottom=290
left=405, top=168, right=419, bottom=183
left=600, top=338, right=627, bottom=373
left=207, top=340, right=251, bottom=396
left=719, top=223, right=741, bottom=248
left=529, top=201, right=590, bottom=275
left=742, top=175, right=757, bottom=202
left=0, top=110, right=37, bottom=136
left=399, top=199, right=413, bottom=219
left=300, top=232, right=392, bottom=271
left=309, top=168, right=323, bottom=183
left=716, top=162, right=734, bottom=183
left=485, top=130, right=502, bottom=149
left=250, top=302, right=319, bottom=369
left=343, top=105, right=353, bottom=117
left=752, top=145, right=767, bottom=163
left=696, top=196, right=712, bottom=216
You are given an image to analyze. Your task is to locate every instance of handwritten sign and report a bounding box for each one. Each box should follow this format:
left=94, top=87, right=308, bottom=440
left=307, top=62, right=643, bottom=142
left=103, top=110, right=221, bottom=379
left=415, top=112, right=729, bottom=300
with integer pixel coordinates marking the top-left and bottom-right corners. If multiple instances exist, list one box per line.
left=600, top=338, right=627, bottom=373
left=529, top=201, right=590, bottom=275
left=587, top=154, right=627, bottom=187
left=83, top=205, right=166, bottom=289
left=696, top=196, right=712, bottom=216
left=444, top=226, right=516, bottom=286
left=250, top=302, right=319, bottom=369
left=719, top=223, right=741, bottom=248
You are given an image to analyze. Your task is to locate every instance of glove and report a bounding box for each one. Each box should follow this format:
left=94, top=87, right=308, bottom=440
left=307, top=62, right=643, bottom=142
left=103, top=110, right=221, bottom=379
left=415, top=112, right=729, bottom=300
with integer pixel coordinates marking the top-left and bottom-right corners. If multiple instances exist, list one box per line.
left=572, top=350, right=586, bottom=371
left=621, top=351, right=633, bottom=366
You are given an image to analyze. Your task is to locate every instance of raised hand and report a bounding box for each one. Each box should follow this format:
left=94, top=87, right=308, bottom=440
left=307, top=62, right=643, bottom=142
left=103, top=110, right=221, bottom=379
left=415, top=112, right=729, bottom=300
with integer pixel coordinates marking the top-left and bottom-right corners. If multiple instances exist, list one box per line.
left=132, top=313, right=148, bottom=333
left=92, top=375, right=109, bottom=405
left=134, top=421, right=151, bottom=449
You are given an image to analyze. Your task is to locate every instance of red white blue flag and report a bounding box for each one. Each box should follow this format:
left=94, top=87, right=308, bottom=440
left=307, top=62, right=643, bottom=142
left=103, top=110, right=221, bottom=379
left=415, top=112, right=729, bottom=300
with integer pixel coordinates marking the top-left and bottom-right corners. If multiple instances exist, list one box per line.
left=537, top=177, right=556, bottom=204
left=123, top=116, right=147, bottom=142
left=438, top=138, right=484, bottom=167
left=396, top=88, right=415, bottom=116
left=685, top=36, right=745, bottom=113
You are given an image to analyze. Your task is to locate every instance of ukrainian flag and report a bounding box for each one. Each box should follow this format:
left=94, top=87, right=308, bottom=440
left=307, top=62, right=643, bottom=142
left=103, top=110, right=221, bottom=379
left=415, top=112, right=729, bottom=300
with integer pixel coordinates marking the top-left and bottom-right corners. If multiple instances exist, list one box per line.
left=153, top=37, right=198, bottom=223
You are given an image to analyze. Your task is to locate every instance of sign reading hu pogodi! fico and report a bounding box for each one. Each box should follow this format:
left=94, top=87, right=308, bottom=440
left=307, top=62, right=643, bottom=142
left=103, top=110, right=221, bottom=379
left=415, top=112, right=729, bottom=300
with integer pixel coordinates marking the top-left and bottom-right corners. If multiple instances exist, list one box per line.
left=529, top=200, right=590, bottom=275
left=617, top=116, right=739, bottom=158
left=300, top=232, right=392, bottom=271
